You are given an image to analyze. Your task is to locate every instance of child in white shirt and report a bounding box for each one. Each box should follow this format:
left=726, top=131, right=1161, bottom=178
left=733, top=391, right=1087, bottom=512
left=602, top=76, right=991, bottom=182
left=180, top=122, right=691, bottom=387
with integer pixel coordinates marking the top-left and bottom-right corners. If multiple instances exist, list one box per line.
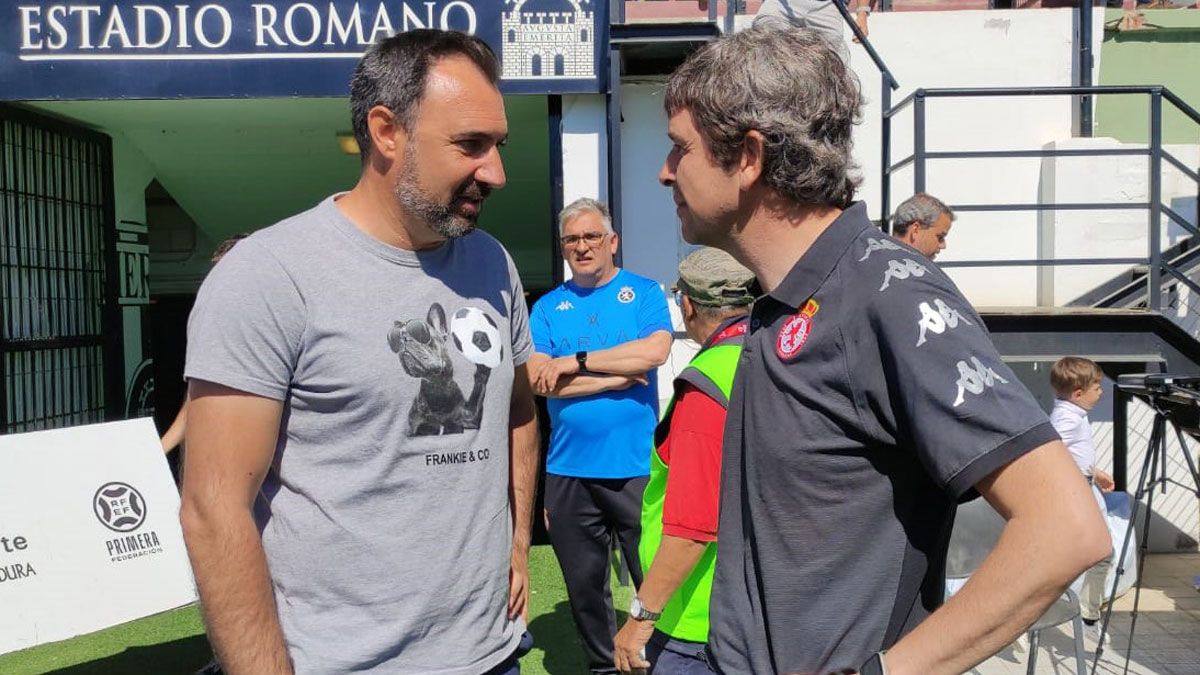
left=1049, top=357, right=1115, bottom=646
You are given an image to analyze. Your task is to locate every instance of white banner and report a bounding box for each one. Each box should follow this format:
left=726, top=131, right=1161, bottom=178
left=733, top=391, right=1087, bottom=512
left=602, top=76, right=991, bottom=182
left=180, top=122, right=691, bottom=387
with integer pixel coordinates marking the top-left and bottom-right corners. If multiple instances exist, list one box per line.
left=0, top=418, right=198, bottom=655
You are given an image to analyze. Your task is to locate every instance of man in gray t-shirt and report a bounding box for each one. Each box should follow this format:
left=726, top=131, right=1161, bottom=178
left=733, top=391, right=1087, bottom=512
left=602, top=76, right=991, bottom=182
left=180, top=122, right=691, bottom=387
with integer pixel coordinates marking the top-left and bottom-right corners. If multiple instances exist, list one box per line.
left=181, top=31, right=539, bottom=675
left=752, top=0, right=874, bottom=64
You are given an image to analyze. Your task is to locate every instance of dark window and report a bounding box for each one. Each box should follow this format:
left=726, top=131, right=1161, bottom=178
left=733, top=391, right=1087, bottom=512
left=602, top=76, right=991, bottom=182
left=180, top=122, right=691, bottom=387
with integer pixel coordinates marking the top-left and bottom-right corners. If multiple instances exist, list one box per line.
left=554, top=54, right=565, bottom=77
left=531, top=54, right=542, bottom=76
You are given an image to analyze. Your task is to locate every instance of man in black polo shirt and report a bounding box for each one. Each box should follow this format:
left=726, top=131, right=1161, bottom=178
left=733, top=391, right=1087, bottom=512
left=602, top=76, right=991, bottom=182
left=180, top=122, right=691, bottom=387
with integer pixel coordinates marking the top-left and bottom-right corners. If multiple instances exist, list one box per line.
left=657, top=26, right=1112, bottom=675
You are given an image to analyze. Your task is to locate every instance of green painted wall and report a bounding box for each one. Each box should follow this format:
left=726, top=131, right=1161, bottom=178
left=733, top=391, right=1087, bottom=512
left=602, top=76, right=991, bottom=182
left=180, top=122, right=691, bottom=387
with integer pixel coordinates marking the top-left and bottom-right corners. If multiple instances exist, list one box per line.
left=1096, top=9, right=1200, bottom=144
left=477, top=95, right=554, bottom=290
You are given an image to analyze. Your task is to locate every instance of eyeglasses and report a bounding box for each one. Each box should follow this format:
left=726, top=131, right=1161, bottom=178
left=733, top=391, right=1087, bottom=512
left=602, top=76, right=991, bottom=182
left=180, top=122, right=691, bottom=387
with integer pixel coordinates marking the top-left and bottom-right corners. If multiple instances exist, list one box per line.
left=671, top=288, right=685, bottom=306
left=559, top=232, right=609, bottom=248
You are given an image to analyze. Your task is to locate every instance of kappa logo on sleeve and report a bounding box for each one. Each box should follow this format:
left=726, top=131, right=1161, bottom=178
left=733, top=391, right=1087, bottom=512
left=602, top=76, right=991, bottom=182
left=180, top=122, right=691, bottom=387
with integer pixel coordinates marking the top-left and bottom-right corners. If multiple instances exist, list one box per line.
left=776, top=299, right=820, bottom=361
left=859, top=237, right=903, bottom=262
left=879, top=258, right=928, bottom=292
left=916, top=298, right=973, bottom=346
left=953, top=356, right=1009, bottom=407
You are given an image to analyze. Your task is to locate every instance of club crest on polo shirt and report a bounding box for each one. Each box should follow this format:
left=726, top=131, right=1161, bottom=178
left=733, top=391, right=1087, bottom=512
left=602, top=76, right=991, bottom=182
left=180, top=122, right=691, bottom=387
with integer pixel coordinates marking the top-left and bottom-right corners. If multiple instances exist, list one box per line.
left=617, top=286, right=636, bottom=304
left=776, top=299, right=820, bottom=361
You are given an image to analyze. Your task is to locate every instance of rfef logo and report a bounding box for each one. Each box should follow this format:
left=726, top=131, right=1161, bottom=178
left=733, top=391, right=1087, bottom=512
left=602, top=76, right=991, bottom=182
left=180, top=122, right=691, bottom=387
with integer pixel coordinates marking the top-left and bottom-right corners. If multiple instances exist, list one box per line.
left=776, top=299, right=820, bottom=362
left=92, top=482, right=165, bottom=563
left=93, top=482, right=147, bottom=533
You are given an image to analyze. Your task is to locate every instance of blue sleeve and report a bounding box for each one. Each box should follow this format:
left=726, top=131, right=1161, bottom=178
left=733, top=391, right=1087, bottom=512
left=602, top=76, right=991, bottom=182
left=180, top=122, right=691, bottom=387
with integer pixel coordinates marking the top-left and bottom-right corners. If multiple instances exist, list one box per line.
left=530, top=296, right=553, bottom=355
left=637, top=280, right=672, bottom=338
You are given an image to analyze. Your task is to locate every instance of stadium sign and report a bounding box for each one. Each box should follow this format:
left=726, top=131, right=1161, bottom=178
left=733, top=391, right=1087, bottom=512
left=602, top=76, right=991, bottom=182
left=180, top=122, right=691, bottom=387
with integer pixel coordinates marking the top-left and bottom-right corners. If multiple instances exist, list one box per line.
left=0, top=419, right=196, bottom=655
left=1, top=0, right=610, bottom=100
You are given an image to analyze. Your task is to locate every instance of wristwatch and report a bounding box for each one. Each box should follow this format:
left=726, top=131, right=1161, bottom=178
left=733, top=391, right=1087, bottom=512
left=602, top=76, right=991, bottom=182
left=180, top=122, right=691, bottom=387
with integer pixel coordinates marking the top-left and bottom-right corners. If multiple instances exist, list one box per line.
left=629, top=596, right=661, bottom=622
left=858, top=651, right=888, bottom=675
left=575, top=350, right=589, bottom=372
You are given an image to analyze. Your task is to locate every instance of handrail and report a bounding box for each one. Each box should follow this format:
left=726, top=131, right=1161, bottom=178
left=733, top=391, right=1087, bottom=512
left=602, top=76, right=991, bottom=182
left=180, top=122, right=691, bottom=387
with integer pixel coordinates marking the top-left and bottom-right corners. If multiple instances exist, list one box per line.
left=694, top=0, right=900, bottom=88
left=921, top=85, right=1164, bottom=98
left=832, top=0, right=899, bottom=91
left=1163, top=88, right=1200, bottom=127
left=887, top=85, right=1200, bottom=127
left=881, top=84, right=1200, bottom=316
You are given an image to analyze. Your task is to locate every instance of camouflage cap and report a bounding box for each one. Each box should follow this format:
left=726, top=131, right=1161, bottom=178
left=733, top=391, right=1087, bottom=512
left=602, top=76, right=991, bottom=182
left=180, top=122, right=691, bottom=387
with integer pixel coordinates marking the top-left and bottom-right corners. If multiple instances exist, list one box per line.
left=675, top=247, right=756, bottom=307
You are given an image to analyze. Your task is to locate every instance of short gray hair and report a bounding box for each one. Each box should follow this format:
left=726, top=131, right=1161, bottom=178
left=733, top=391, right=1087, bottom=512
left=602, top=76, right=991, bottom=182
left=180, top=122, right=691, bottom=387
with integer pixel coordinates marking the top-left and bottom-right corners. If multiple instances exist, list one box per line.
left=664, top=26, right=862, bottom=208
left=892, top=193, right=955, bottom=236
left=558, top=197, right=613, bottom=235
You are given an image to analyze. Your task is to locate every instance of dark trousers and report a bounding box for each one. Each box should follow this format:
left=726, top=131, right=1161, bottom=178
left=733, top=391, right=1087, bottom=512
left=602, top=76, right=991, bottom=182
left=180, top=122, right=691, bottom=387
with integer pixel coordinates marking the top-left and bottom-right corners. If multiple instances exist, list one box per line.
left=646, top=630, right=714, bottom=675
left=482, top=631, right=534, bottom=675
left=545, top=474, right=649, bottom=675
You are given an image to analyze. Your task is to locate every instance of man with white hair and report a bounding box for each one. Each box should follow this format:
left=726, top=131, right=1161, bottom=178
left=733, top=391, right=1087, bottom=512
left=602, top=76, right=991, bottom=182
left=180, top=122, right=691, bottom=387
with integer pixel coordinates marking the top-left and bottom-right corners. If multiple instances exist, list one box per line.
left=529, top=197, right=673, bottom=674
left=892, top=192, right=955, bottom=260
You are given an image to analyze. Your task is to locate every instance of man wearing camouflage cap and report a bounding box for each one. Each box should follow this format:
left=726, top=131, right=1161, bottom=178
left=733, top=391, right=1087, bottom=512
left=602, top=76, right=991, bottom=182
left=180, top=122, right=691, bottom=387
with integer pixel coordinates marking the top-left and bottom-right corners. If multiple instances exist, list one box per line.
left=613, top=248, right=754, bottom=674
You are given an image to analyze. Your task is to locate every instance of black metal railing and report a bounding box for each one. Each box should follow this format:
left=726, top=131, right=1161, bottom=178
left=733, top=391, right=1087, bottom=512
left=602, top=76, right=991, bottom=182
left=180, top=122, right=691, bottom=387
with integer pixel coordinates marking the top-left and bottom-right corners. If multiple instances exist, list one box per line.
left=830, top=0, right=902, bottom=226
left=882, top=85, right=1200, bottom=314
left=0, top=104, right=121, bottom=434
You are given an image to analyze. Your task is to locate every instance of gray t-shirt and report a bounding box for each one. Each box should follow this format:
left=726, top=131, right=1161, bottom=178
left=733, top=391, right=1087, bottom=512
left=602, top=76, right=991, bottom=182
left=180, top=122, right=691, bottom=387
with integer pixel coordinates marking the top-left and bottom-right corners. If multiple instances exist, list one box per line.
left=185, top=195, right=532, bottom=674
left=754, top=0, right=850, bottom=64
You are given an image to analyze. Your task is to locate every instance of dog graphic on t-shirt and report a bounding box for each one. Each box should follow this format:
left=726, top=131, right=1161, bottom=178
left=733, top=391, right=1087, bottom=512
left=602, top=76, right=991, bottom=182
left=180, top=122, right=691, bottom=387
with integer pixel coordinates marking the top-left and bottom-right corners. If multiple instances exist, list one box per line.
left=387, top=302, right=502, bottom=436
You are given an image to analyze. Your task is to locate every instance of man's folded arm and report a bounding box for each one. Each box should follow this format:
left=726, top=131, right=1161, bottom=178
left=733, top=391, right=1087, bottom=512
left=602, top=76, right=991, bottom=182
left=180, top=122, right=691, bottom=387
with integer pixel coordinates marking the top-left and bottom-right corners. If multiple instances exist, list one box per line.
left=526, top=351, right=646, bottom=398
left=580, top=330, right=673, bottom=376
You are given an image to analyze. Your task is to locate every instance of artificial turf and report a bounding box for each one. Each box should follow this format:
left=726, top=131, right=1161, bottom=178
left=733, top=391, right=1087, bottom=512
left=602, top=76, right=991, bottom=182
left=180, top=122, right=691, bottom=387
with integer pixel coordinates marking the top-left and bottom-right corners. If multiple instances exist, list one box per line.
left=0, top=544, right=633, bottom=675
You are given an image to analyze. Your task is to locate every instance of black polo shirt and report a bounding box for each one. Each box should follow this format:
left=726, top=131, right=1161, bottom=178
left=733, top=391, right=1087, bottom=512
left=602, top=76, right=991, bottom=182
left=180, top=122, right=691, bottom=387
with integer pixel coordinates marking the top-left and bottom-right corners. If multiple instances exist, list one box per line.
left=707, top=203, right=1058, bottom=674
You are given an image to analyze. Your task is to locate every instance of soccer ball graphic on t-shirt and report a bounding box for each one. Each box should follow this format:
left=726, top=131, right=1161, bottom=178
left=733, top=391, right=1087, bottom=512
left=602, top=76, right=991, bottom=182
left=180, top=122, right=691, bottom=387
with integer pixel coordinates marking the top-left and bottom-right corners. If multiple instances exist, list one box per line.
left=387, top=302, right=499, bottom=437
left=450, top=306, right=504, bottom=369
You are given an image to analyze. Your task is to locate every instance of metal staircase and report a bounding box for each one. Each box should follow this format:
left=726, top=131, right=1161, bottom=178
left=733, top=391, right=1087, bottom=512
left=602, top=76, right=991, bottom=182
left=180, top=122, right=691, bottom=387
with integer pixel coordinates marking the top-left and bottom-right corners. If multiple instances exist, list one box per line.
left=882, top=84, right=1200, bottom=377
left=1070, top=235, right=1200, bottom=310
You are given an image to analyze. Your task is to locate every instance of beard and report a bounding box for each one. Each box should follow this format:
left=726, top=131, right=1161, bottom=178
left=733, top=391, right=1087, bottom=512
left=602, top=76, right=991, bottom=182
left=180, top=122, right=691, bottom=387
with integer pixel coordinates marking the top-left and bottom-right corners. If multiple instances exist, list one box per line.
left=394, top=146, right=490, bottom=240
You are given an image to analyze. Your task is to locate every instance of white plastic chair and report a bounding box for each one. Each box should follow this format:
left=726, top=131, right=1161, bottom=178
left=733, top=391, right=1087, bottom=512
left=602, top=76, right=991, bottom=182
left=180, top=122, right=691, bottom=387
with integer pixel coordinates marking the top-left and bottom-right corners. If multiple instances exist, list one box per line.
left=945, top=498, right=1088, bottom=675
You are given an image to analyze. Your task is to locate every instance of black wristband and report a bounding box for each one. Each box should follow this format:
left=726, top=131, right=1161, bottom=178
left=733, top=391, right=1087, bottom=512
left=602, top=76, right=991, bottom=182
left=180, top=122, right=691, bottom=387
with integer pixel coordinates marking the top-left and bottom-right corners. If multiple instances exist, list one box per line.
left=859, top=651, right=888, bottom=675
left=576, top=351, right=588, bottom=372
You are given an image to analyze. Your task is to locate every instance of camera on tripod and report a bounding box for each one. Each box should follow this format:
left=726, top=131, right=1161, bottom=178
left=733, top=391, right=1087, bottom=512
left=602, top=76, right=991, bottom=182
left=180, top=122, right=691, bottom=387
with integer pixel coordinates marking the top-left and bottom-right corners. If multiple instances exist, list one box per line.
left=1116, top=373, right=1200, bottom=440
left=1092, top=373, right=1200, bottom=675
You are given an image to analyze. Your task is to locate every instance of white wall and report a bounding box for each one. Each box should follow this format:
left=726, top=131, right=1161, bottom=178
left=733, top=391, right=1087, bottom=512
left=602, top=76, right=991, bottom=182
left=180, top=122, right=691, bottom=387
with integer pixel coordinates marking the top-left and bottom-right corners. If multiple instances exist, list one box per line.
left=111, top=135, right=156, bottom=388
left=619, top=9, right=1106, bottom=307
left=619, top=82, right=694, bottom=290
left=847, top=8, right=1105, bottom=307
left=1039, top=138, right=1200, bottom=306
left=618, top=82, right=701, bottom=405
left=561, top=94, right=610, bottom=281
